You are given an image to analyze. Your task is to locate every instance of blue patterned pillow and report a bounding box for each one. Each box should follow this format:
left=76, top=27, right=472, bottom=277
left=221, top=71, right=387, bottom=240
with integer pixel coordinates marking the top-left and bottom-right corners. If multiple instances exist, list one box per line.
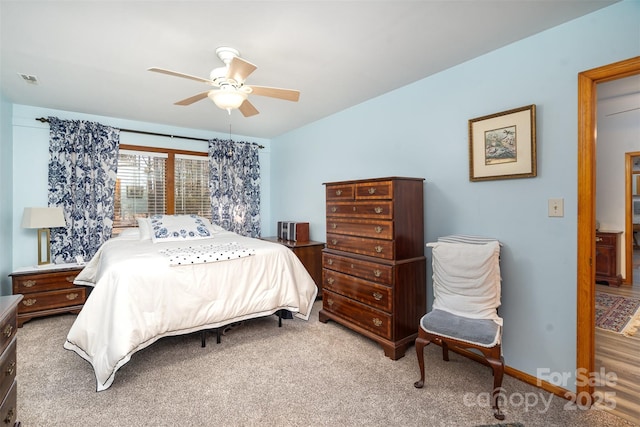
left=149, top=215, right=213, bottom=243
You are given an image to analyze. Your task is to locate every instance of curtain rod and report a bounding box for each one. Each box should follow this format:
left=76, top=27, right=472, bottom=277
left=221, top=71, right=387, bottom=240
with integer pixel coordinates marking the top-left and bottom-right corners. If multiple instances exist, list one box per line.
left=35, top=117, right=264, bottom=149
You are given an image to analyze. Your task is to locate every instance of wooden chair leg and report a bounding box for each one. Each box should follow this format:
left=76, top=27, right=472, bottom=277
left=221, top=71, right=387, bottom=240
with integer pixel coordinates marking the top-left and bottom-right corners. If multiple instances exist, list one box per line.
left=441, top=340, right=450, bottom=361
left=486, top=352, right=505, bottom=420
left=413, top=334, right=430, bottom=389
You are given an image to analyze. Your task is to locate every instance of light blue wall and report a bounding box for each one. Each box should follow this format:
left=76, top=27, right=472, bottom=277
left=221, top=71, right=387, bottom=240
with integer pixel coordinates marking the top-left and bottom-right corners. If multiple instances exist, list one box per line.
left=0, top=94, right=14, bottom=295
left=270, top=1, right=640, bottom=391
left=9, top=105, right=271, bottom=270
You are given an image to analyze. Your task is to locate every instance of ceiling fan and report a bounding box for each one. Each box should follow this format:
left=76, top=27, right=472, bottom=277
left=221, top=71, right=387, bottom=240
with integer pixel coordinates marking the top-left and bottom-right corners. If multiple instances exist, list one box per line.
left=148, top=47, right=300, bottom=117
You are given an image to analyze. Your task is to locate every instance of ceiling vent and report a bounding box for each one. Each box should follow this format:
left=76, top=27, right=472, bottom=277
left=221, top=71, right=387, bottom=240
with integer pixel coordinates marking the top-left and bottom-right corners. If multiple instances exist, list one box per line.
left=18, top=73, right=39, bottom=84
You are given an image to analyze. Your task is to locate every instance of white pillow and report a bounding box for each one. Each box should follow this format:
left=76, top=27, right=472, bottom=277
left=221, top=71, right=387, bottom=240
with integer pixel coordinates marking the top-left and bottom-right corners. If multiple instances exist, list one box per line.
left=115, top=228, right=140, bottom=239
left=137, top=218, right=152, bottom=240
left=198, top=216, right=225, bottom=234
left=148, top=214, right=214, bottom=243
left=431, top=241, right=502, bottom=324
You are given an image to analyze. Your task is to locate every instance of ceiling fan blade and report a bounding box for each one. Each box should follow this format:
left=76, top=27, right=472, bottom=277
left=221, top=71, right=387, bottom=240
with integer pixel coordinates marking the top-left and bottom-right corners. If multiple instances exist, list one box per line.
left=248, top=85, right=300, bottom=102
left=239, top=99, right=259, bottom=117
left=226, top=57, right=257, bottom=83
left=148, top=67, right=212, bottom=84
left=174, top=91, right=211, bottom=106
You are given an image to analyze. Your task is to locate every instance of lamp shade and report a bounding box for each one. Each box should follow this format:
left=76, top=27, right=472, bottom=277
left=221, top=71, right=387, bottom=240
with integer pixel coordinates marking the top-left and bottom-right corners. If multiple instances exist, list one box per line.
left=21, top=207, right=66, bottom=229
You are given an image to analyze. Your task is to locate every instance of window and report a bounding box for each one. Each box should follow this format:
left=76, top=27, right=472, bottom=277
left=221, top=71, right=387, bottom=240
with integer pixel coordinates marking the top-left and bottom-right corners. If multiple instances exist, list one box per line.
left=113, top=145, right=209, bottom=229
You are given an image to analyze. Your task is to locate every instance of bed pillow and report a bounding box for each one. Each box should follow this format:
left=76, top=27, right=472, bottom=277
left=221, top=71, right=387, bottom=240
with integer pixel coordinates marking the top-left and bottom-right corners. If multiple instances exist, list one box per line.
left=149, top=214, right=214, bottom=243
left=137, top=218, right=152, bottom=240
left=115, top=228, right=140, bottom=239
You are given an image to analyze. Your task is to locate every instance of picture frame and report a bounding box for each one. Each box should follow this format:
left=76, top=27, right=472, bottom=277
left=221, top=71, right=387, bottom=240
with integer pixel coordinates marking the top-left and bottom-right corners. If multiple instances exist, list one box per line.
left=468, top=104, right=537, bottom=182
left=126, top=185, right=144, bottom=199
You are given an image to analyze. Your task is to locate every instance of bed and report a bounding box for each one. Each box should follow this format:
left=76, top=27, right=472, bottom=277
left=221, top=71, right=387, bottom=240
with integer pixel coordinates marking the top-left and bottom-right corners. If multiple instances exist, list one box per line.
left=63, top=215, right=318, bottom=391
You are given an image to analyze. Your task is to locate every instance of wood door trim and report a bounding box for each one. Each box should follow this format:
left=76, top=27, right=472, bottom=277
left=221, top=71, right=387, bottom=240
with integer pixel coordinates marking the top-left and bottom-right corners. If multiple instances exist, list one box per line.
left=577, top=56, right=640, bottom=397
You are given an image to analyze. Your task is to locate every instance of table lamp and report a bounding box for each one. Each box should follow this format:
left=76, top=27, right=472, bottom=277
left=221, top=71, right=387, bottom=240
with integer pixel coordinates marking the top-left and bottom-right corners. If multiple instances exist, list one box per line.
left=21, top=207, right=66, bottom=266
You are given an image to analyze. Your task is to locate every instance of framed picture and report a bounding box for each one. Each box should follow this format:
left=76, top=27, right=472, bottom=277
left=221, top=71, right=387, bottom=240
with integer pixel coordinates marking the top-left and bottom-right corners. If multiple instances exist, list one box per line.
left=468, top=104, right=537, bottom=181
left=126, top=185, right=144, bottom=199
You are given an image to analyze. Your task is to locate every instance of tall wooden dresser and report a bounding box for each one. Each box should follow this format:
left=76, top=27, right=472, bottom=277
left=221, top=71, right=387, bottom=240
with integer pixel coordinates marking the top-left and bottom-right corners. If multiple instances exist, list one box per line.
left=319, top=177, right=426, bottom=359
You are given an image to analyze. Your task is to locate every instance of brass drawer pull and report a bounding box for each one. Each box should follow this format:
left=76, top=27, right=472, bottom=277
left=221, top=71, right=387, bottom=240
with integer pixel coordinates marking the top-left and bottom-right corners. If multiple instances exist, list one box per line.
left=327, top=298, right=334, bottom=307
left=352, top=206, right=356, bottom=212
left=372, top=318, right=382, bottom=327
left=335, top=189, right=342, bottom=196
left=596, top=237, right=603, bottom=242
left=6, top=361, right=15, bottom=376
left=22, top=298, right=37, bottom=307
left=373, top=269, right=382, bottom=277
left=374, top=226, right=382, bottom=233
left=3, top=324, right=13, bottom=338
left=330, top=223, right=337, bottom=229
left=22, top=280, right=37, bottom=288
left=374, top=246, right=383, bottom=253
left=326, top=277, right=335, bottom=285
left=372, top=292, right=383, bottom=301
left=66, top=293, right=79, bottom=300
left=327, top=259, right=333, bottom=265
left=368, top=188, right=376, bottom=194
left=4, top=408, right=14, bottom=424
left=66, top=276, right=76, bottom=283
left=331, top=207, right=337, bottom=213
left=374, top=207, right=382, bottom=214
left=331, top=239, right=338, bottom=245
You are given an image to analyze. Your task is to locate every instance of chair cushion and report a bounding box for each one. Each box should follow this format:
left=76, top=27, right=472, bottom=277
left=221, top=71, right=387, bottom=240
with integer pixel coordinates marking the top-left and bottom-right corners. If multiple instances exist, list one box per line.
left=420, top=309, right=501, bottom=347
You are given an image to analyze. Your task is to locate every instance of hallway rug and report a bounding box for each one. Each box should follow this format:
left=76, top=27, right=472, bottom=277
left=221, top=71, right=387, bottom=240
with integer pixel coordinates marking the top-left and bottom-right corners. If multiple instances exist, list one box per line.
left=595, top=291, right=640, bottom=336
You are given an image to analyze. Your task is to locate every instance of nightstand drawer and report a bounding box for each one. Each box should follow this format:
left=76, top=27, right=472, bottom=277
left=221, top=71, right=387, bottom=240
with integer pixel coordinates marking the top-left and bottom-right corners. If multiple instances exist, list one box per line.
left=12, top=269, right=81, bottom=294
left=0, top=340, right=16, bottom=404
left=19, top=288, right=86, bottom=314
left=0, top=306, right=17, bottom=356
left=0, top=380, right=16, bottom=427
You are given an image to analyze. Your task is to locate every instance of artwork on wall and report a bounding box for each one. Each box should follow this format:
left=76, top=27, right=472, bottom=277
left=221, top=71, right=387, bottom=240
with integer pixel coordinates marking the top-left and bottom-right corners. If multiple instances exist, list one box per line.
left=468, top=104, right=537, bottom=182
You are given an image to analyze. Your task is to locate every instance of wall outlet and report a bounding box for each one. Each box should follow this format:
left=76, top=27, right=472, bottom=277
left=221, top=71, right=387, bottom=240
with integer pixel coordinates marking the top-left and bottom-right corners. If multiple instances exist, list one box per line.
left=548, top=198, right=564, bottom=217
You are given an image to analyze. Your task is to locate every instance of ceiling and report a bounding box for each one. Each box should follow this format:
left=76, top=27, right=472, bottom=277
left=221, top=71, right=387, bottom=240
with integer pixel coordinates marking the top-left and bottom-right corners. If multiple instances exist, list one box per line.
left=0, top=1, right=618, bottom=139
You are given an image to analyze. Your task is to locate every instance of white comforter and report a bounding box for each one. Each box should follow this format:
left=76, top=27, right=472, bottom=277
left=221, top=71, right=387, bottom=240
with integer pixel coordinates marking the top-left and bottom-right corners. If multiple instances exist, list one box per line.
left=64, top=230, right=318, bottom=391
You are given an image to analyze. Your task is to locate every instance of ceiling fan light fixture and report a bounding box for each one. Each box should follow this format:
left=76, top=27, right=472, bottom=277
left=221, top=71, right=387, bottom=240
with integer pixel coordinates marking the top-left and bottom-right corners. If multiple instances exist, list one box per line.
left=208, top=88, right=247, bottom=114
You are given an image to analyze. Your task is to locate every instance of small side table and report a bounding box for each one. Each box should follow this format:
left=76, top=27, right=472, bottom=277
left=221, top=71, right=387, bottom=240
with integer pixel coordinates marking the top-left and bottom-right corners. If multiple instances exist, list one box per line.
left=261, top=237, right=325, bottom=298
left=10, top=264, right=87, bottom=327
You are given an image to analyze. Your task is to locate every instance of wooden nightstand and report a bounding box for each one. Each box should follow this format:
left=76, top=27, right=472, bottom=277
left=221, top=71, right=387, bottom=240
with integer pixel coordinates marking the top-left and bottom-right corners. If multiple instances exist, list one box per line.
left=10, top=264, right=87, bottom=327
left=261, top=237, right=325, bottom=298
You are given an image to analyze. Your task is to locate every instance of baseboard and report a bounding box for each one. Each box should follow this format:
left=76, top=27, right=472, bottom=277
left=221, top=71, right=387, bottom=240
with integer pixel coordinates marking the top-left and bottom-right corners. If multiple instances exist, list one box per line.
left=450, top=347, right=573, bottom=401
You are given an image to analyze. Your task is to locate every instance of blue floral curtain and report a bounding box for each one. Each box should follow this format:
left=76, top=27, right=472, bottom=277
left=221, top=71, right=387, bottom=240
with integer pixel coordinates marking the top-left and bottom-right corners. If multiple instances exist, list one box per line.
left=208, top=139, right=261, bottom=237
left=48, top=117, right=120, bottom=263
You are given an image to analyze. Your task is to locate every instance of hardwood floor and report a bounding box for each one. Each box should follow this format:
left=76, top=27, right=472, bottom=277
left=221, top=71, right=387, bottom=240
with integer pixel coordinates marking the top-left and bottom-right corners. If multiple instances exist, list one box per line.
left=594, top=249, right=640, bottom=425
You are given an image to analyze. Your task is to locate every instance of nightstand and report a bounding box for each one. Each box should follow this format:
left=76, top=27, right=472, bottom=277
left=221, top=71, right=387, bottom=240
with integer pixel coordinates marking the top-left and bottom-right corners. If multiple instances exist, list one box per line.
left=261, top=237, right=325, bottom=298
left=10, top=264, right=87, bottom=327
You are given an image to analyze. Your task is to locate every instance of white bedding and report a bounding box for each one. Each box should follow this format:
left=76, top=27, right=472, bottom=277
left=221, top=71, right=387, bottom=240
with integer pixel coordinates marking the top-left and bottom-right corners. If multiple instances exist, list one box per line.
left=64, top=229, right=318, bottom=391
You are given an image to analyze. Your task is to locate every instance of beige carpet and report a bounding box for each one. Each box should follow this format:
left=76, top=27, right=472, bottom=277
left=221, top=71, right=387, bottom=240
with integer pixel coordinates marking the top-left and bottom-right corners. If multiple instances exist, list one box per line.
left=16, top=301, right=635, bottom=427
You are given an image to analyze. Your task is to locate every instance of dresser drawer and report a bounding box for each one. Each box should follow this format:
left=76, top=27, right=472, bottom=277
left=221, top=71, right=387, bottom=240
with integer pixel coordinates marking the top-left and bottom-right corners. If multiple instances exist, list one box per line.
left=323, top=269, right=392, bottom=312
left=326, top=218, right=393, bottom=240
left=12, top=269, right=81, bottom=294
left=595, top=232, right=617, bottom=246
left=0, top=339, right=16, bottom=404
left=0, top=380, right=16, bottom=427
left=323, top=252, right=393, bottom=285
left=326, top=233, right=394, bottom=260
left=325, top=183, right=355, bottom=200
left=0, top=307, right=17, bottom=356
left=355, top=180, right=393, bottom=200
left=323, top=290, right=392, bottom=340
left=326, top=201, right=393, bottom=219
left=19, top=288, right=86, bottom=314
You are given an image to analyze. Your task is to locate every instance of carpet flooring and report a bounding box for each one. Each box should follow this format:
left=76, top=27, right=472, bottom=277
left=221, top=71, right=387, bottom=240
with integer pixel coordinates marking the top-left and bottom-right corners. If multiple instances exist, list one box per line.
left=15, top=301, right=637, bottom=427
left=595, top=291, right=640, bottom=336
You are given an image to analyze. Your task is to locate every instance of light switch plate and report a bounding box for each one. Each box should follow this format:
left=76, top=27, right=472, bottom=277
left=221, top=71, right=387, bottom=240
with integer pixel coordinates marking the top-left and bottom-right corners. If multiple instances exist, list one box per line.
left=548, top=198, right=564, bottom=217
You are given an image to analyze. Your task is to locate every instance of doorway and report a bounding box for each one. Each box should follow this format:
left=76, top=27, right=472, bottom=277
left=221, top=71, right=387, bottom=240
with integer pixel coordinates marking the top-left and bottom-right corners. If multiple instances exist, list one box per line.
left=576, top=57, right=640, bottom=413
